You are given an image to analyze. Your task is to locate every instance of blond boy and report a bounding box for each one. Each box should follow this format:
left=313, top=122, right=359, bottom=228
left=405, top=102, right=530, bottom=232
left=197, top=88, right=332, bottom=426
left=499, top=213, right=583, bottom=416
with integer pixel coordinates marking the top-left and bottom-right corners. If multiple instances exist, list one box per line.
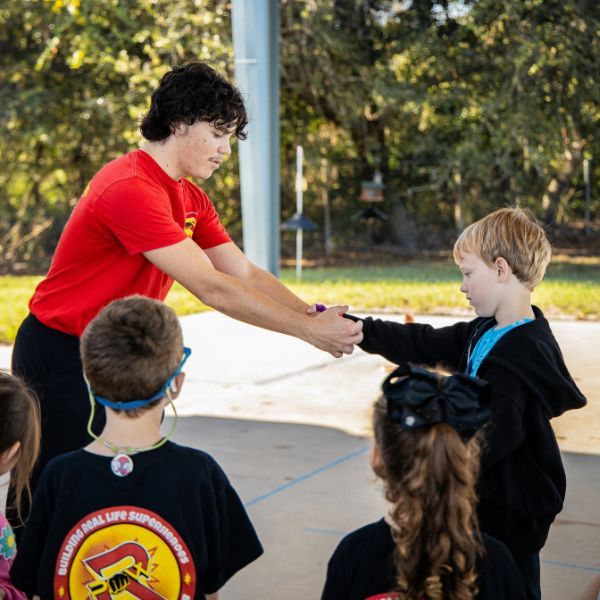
left=348, top=207, right=586, bottom=599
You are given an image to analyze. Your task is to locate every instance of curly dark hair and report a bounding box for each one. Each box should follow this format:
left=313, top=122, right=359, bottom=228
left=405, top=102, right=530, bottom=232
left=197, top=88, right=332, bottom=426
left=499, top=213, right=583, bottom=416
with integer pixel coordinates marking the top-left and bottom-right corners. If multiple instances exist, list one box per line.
left=140, top=62, right=248, bottom=141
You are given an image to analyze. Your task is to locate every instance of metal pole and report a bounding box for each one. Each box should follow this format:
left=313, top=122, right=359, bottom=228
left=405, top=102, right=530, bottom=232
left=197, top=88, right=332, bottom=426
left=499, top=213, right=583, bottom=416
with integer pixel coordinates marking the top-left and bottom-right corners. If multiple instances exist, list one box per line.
left=232, top=0, right=280, bottom=275
left=296, top=145, right=303, bottom=280
left=584, top=159, right=591, bottom=239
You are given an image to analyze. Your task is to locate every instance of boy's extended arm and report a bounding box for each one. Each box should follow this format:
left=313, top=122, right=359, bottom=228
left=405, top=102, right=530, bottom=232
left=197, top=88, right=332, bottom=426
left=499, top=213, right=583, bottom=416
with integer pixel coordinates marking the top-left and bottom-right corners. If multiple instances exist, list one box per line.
left=346, top=315, right=474, bottom=369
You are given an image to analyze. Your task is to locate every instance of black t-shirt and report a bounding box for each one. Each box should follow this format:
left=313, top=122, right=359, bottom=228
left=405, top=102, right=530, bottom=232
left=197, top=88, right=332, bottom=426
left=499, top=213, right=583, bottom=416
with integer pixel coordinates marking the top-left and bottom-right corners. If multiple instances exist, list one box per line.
left=11, top=441, right=263, bottom=599
left=322, top=519, right=526, bottom=600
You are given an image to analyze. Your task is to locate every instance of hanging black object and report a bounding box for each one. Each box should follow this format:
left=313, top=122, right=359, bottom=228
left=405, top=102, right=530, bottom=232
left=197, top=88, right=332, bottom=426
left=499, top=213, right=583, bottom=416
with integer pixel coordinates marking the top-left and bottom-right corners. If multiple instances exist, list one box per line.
left=282, top=213, right=318, bottom=231
left=353, top=206, right=388, bottom=222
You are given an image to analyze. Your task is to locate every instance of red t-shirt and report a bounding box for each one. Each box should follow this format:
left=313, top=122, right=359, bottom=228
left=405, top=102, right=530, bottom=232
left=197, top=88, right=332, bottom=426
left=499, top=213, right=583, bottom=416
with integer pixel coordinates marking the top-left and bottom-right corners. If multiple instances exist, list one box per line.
left=30, top=150, right=231, bottom=336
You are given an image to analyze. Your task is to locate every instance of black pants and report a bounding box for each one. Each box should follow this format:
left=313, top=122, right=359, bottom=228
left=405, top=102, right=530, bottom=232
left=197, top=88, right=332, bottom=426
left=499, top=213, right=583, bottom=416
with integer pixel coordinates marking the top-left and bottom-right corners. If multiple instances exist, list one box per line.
left=10, top=314, right=105, bottom=526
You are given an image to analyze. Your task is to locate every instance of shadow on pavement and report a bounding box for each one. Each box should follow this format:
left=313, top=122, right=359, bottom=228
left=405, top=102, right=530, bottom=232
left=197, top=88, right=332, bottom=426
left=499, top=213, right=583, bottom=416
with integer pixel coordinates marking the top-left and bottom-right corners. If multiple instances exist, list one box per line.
left=168, top=415, right=600, bottom=600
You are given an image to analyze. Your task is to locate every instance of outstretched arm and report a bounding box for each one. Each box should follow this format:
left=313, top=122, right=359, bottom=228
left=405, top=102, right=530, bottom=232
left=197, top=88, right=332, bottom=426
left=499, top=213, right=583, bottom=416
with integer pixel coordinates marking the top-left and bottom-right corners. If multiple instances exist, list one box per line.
left=144, top=238, right=363, bottom=357
left=204, top=242, right=310, bottom=314
left=345, top=314, right=474, bottom=369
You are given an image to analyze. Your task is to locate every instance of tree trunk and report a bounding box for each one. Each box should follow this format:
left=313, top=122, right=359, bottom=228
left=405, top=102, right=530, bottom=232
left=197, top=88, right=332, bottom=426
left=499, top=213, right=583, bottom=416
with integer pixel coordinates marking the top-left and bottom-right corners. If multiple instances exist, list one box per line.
left=389, top=197, right=418, bottom=251
left=541, top=135, right=583, bottom=224
left=453, top=165, right=464, bottom=234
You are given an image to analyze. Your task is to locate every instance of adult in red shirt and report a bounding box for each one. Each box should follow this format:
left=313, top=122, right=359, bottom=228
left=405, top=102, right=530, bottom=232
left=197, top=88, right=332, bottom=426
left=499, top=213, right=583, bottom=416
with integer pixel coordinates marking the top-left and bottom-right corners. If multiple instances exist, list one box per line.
left=11, top=63, right=363, bottom=514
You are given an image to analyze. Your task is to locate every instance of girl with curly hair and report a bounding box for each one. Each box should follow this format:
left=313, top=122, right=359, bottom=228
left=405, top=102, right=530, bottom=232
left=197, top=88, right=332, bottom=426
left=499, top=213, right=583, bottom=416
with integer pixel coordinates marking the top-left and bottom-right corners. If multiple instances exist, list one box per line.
left=322, top=364, right=526, bottom=600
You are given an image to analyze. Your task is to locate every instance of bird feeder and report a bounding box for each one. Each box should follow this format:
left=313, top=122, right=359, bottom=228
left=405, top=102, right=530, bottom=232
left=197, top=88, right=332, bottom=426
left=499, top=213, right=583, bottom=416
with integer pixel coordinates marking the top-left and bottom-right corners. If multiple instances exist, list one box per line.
left=355, top=171, right=387, bottom=244
left=360, top=171, right=385, bottom=203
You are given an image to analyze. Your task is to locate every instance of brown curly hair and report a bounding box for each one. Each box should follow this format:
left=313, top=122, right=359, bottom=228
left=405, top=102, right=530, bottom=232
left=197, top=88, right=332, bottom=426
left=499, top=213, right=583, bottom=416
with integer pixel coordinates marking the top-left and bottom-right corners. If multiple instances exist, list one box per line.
left=373, top=387, right=483, bottom=600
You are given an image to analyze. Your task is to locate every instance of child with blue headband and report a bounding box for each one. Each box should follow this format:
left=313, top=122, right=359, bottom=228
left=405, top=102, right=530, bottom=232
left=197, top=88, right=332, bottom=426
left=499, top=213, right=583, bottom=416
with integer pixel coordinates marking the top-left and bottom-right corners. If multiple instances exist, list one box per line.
left=11, top=295, right=262, bottom=599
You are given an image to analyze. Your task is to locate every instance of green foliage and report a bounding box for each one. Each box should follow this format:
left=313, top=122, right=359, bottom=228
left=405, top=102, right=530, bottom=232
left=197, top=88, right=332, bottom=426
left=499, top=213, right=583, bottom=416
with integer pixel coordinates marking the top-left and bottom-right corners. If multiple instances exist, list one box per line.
left=0, top=276, right=42, bottom=343
left=0, top=0, right=241, bottom=271
left=279, top=0, right=600, bottom=240
left=1, top=1, right=598, bottom=272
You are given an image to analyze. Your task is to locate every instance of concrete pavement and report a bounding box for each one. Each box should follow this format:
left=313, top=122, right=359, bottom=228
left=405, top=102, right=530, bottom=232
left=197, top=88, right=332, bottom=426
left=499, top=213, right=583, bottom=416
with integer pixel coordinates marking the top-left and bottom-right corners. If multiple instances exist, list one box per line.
left=169, top=416, right=598, bottom=600
left=1, top=311, right=598, bottom=598
left=168, top=312, right=599, bottom=454
left=168, top=311, right=600, bottom=599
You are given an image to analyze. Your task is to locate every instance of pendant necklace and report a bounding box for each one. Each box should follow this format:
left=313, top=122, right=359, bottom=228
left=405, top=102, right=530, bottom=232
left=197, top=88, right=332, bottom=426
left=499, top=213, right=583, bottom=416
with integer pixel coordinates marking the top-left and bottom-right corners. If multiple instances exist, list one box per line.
left=85, top=383, right=179, bottom=478
left=95, top=437, right=169, bottom=478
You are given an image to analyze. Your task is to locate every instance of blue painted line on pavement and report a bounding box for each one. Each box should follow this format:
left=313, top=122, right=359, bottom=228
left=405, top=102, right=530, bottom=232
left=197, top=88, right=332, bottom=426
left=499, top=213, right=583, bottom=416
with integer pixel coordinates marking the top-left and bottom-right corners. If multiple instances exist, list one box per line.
left=542, top=559, right=600, bottom=573
left=245, top=447, right=600, bottom=577
left=244, top=446, right=369, bottom=508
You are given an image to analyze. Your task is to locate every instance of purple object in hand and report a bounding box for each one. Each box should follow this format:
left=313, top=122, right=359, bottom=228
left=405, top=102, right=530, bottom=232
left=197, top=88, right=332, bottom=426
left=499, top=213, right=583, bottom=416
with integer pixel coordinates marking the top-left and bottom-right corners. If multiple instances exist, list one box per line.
left=315, top=303, right=327, bottom=312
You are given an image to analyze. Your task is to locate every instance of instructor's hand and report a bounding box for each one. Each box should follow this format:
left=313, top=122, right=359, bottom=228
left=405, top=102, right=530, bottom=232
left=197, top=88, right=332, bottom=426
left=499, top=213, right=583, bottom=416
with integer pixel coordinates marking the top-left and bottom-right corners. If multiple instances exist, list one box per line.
left=307, top=305, right=363, bottom=357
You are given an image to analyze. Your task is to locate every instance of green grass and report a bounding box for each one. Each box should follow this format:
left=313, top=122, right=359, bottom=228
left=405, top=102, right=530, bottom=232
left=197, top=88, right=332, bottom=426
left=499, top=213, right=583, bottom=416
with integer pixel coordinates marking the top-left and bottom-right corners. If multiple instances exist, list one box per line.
left=1, top=257, right=598, bottom=344
left=1, top=276, right=43, bottom=346
left=278, top=259, right=600, bottom=321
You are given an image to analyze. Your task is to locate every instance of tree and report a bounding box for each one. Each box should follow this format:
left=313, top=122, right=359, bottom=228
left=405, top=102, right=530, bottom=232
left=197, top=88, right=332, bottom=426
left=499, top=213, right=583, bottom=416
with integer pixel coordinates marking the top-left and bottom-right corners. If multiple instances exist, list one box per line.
left=2, top=0, right=598, bottom=271
left=0, top=0, right=239, bottom=272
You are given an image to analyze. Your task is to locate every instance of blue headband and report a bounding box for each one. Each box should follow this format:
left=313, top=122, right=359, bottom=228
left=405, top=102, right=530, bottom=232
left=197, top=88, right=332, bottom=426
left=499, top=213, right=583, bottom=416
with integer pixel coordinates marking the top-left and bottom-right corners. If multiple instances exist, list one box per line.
left=92, top=347, right=191, bottom=410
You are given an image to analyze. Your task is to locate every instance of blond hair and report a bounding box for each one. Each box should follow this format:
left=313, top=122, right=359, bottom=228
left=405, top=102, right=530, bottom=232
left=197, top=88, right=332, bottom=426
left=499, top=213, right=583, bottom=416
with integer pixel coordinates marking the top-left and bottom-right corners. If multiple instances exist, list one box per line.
left=453, top=207, right=551, bottom=289
left=81, top=296, right=183, bottom=418
left=373, top=393, right=482, bottom=600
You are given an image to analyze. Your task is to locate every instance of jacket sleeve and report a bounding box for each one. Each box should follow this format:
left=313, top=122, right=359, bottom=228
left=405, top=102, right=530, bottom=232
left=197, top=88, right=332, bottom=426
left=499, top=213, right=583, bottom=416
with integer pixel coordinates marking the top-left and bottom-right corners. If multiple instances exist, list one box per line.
left=351, top=315, right=474, bottom=370
left=0, top=580, right=28, bottom=600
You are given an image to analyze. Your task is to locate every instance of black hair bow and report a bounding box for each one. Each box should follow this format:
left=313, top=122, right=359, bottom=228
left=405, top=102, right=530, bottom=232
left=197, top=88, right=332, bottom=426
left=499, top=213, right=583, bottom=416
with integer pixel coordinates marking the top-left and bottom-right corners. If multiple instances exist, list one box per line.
left=382, top=363, right=492, bottom=442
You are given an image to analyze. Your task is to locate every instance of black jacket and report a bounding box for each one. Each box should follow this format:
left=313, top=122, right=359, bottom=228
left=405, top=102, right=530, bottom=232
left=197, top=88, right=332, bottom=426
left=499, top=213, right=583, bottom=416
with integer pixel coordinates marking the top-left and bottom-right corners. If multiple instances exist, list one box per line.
left=350, top=307, right=586, bottom=555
